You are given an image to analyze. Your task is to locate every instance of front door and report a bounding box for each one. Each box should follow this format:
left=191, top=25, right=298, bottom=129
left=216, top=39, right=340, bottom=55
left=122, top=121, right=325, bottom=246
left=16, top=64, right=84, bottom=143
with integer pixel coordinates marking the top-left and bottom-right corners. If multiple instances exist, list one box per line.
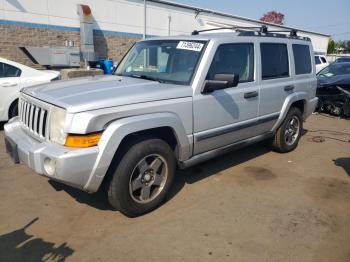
left=193, top=42, right=259, bottom=155
left=0, top=62, right=21, bottom=120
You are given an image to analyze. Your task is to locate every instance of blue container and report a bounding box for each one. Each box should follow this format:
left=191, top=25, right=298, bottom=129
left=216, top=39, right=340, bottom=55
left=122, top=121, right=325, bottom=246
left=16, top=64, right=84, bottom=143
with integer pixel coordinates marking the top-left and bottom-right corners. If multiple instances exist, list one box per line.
left=100, top=59, right=114, bottom=74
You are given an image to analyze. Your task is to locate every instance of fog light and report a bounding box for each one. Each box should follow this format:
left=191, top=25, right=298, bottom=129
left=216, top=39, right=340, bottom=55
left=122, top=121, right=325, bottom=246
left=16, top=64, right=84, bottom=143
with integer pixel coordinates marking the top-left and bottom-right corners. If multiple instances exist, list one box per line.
left=44, top=157, right=56, bottom=176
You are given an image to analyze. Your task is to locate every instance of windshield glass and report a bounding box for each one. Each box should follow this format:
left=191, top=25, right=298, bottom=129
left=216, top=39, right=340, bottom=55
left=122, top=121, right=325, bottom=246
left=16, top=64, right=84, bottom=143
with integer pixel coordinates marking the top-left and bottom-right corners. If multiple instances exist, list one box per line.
left=318, top=63, right=350, bottom=77
left=336, top=57, right=350, bottom=63
left=115, top=40, right=206, bottom=84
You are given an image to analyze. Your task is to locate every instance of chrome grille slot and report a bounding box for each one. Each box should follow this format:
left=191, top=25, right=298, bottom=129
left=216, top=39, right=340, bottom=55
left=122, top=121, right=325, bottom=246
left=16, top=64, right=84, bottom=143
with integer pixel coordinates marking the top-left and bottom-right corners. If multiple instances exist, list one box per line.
left=19, top=99, right=48, bottom=139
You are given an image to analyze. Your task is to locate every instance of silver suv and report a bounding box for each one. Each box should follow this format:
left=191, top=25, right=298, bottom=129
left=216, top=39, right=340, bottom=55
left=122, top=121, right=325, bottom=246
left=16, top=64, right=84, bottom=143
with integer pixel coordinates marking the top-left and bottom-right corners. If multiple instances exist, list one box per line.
left=4, top=28, right=318, bottom=216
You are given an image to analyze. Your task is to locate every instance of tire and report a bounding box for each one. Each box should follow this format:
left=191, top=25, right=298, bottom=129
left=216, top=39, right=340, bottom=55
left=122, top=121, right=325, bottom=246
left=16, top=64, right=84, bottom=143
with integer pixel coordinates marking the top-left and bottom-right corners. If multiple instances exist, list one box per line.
left=107, top=138, right=176, bottom=217
left=272, top=107, right=303, bottom=153
left=8, top=101, right=18, bottom=119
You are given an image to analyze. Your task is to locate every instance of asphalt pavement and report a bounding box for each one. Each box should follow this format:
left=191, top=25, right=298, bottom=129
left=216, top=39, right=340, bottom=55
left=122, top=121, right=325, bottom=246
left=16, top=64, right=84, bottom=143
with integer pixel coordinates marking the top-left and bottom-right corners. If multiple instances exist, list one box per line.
left=0, top=114, right=349, bottom=262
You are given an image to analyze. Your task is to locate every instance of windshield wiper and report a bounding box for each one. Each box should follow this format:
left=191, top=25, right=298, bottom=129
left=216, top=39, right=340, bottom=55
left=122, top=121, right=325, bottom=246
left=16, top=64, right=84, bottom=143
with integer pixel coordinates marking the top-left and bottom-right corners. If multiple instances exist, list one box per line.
left=130, top=74, right=165, bottom=83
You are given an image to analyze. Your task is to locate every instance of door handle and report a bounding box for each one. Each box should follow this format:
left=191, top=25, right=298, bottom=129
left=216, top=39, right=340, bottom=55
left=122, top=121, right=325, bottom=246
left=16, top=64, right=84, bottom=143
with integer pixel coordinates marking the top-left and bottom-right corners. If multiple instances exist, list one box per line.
left=1, top=83, right=17, bottom=87
left=284, top=85, right=295, bottom=92
left=244, top=91, right=258, bottom=99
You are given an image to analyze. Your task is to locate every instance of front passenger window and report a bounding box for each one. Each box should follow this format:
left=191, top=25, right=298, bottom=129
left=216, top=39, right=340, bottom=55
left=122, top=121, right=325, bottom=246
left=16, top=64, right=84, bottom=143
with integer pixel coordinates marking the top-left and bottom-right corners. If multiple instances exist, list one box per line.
left=0, top=63, right=21, bottom=78
left=207, top=43, right=254, bottom=83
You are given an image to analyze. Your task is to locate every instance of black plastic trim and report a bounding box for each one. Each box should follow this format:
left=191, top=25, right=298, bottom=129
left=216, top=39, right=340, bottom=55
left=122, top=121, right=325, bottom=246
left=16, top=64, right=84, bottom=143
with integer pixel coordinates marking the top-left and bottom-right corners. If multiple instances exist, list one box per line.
left=196, top=113, right=279, bottom=142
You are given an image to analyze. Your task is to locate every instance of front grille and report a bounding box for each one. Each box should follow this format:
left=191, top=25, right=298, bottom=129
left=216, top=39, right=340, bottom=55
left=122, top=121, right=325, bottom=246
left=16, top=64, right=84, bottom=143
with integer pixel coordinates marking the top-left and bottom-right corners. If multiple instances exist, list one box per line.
left=19, top=99, right=48, bottom=139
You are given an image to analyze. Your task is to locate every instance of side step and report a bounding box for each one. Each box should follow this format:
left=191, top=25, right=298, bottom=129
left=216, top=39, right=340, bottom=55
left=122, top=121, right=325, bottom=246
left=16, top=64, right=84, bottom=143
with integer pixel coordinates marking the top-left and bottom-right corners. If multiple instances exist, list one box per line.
left=179, top=132, right=274, bottom=169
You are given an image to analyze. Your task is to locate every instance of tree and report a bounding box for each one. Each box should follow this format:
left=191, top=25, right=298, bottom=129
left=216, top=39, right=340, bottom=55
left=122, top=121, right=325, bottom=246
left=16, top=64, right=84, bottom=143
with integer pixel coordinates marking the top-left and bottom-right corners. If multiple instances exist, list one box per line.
left=327, top=38, right=336, bottom=54
left=337, top=40, right=350, bottom=52
left=260, top=11, right=285, bottom=25
left=328, top=39, right=350, bottom=54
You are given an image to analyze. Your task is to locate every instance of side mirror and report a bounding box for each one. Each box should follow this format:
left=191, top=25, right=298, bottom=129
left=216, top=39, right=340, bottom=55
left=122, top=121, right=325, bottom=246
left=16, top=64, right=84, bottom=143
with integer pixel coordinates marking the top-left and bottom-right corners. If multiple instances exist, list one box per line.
left=202, top=74, right=239, bottom=94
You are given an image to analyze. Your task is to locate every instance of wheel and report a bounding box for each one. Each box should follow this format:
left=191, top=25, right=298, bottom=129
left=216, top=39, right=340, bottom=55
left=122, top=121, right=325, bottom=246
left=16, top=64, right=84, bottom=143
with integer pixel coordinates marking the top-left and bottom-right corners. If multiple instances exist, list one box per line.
left=107, top=138, right=176, bottom=217
left=272, top=107, right=302, bottom=153
left=8, top=101, right=18, bottom=119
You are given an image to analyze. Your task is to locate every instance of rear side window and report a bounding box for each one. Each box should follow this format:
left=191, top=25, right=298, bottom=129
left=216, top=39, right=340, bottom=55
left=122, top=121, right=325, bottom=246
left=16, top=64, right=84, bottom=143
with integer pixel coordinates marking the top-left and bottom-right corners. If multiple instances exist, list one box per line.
left=292, top=44, right=312, bottom=75
left=207, top=43, right=254, bottom=83
left=315, top=56, right=321, bottom=65
left=0, top=63, right=21, bottom=78
left=261, top=43, right=289, bottom=80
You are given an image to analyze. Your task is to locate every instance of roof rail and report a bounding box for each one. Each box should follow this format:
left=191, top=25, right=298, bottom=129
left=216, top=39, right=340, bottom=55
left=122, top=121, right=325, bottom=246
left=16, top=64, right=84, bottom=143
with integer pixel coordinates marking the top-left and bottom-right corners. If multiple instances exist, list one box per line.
left=191, top=25, right=305, bottom=39
left=191, top=25, right=267, bottom=35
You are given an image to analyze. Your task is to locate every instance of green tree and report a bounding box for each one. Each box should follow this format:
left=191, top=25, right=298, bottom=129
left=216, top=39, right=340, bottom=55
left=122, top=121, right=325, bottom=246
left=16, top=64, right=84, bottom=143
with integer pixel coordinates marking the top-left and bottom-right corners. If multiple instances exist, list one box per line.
left=342, top=40, right=350, bottom=52
left=327, top=38, right=336, bottom=54
left=331, top=40, right=350, bottom=53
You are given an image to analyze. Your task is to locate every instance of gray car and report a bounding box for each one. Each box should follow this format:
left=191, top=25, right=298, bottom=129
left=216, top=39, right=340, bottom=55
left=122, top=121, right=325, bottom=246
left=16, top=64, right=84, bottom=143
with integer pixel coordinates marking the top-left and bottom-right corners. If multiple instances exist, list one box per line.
left=4, top=28, right=318, bottom=216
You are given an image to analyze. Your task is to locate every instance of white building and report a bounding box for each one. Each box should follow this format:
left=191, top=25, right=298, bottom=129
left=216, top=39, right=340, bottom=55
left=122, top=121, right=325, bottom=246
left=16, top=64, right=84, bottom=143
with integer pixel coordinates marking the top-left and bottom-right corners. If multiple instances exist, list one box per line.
left=0, top=0, right=330, bottom=67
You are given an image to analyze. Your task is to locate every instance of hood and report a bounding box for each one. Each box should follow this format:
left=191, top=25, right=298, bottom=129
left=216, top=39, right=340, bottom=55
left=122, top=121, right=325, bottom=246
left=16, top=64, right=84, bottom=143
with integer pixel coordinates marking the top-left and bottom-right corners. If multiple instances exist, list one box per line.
left=317, top=74, right=350, bottom=88
left=42, top=70, right=61, bottom=79
left=22, top=75, right=192, bottom=113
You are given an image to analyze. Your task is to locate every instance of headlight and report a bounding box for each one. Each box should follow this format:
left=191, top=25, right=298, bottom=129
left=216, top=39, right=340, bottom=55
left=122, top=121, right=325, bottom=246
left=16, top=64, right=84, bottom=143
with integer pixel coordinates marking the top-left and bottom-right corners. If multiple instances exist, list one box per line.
left=49, top=107, right=67, bottom=145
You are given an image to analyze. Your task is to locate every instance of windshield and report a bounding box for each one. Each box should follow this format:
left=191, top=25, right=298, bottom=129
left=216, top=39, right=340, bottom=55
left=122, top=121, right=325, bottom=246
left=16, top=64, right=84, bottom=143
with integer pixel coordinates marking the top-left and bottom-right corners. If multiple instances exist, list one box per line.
left=336, top=57, right=350, bottom=63
left=115, top=40, right=206, bottom=84
left=318, top=63, right=350, bottom=77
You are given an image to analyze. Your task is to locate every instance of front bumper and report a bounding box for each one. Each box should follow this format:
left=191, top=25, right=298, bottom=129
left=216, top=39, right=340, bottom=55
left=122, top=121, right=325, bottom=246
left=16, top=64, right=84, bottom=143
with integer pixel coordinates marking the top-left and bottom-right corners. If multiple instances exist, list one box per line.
left=4, top=117, right=101, bottom=192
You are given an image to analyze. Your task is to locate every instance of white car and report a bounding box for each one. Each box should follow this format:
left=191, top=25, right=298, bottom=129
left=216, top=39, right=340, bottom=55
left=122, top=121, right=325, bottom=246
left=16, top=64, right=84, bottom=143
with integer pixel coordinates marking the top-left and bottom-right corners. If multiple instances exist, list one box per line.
left=315, top=55, right=329, bottom=74
left=0, top=58, right=60, bottom=121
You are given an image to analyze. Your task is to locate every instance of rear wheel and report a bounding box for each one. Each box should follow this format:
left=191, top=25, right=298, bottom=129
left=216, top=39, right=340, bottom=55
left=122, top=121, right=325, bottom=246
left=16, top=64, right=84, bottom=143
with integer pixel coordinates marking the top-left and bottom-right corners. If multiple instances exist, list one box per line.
left=272, top=107, right=302, bottom=153
left=107, top=138, right=176, bottom=217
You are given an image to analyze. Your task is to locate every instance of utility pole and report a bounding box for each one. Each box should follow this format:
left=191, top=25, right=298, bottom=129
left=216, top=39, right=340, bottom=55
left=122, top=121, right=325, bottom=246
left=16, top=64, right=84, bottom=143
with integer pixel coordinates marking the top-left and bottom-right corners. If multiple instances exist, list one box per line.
left=143, top=0, right=146, bottom=39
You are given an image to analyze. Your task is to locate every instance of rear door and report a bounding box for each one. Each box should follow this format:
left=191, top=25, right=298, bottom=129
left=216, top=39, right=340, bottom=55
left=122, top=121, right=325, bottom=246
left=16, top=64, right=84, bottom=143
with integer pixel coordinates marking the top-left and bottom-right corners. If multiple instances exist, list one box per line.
left=254, top=41, right=293, bottom=135
left=193, top=41, right=259, bottom=154
left=292, top=43, right=315, bottom=100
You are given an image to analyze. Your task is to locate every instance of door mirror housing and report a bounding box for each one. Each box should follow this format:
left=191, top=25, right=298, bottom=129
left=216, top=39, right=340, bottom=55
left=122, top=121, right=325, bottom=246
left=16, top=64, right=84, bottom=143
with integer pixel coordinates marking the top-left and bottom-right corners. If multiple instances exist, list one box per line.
left=202, top=74, right=239, bottom=94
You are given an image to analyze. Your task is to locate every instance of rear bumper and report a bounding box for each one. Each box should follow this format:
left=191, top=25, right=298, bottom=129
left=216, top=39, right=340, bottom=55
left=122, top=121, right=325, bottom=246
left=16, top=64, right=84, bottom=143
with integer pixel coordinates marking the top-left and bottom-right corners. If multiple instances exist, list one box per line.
left=4, top=117, right=100, bottom=191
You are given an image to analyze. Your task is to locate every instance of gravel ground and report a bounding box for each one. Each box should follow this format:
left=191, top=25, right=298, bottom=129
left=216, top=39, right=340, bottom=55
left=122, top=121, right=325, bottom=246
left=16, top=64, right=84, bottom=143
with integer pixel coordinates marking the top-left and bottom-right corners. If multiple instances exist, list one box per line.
left=0, top=114, right=349, bottom=262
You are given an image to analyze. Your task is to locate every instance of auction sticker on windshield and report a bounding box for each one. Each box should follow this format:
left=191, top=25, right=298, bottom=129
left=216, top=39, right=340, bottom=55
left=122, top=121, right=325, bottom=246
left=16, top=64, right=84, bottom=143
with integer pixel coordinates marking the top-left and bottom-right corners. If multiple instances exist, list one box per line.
left=176, top=41, right=204, bottom=52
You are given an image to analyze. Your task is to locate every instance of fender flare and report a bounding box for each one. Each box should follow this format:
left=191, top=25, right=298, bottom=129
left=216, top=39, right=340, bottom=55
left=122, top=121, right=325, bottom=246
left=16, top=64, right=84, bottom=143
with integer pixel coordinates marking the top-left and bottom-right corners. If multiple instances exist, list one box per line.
left=83, top=112, right=191, bottom=192
left=272, top=92, right=308, bottom=131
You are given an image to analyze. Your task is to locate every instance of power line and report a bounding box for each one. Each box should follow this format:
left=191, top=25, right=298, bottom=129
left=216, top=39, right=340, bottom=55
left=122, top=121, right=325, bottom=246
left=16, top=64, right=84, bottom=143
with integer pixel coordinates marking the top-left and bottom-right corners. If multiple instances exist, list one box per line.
left=332, top=31, right=350, bottom=36
left=310, top=22, right=350, bottom=29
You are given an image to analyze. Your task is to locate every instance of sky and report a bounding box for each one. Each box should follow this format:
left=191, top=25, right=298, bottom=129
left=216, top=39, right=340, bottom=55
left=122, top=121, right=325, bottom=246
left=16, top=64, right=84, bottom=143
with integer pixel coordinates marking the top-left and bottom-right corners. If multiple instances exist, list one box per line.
left=175, top=0, right=350, bottom=41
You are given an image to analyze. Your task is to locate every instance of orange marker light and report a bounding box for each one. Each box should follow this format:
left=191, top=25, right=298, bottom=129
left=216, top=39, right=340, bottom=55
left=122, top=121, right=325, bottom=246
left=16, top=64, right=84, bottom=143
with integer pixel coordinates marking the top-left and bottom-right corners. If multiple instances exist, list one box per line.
left=65, top=132, right=102, bottom=148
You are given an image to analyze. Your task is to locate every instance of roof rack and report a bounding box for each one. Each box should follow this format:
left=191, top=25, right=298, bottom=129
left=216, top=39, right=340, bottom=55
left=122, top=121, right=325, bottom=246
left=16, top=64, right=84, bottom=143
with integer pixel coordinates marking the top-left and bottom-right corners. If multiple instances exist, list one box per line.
left=191, top=25, right=310, bottom=41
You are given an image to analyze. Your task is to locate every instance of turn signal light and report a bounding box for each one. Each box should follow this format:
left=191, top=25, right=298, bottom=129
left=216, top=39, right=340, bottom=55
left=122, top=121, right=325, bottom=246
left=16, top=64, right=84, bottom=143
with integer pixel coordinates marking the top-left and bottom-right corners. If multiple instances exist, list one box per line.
left=65, top=132, right=102, bottom=148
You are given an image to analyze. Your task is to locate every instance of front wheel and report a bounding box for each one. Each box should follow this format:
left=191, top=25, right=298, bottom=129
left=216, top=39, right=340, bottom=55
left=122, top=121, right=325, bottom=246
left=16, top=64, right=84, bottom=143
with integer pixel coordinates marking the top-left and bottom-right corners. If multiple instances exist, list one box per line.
left=8, top=101, right=18, bottom=119
left=272, top=107, right=303, bottom=153
left=107, top=138, right=176, bottom=217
